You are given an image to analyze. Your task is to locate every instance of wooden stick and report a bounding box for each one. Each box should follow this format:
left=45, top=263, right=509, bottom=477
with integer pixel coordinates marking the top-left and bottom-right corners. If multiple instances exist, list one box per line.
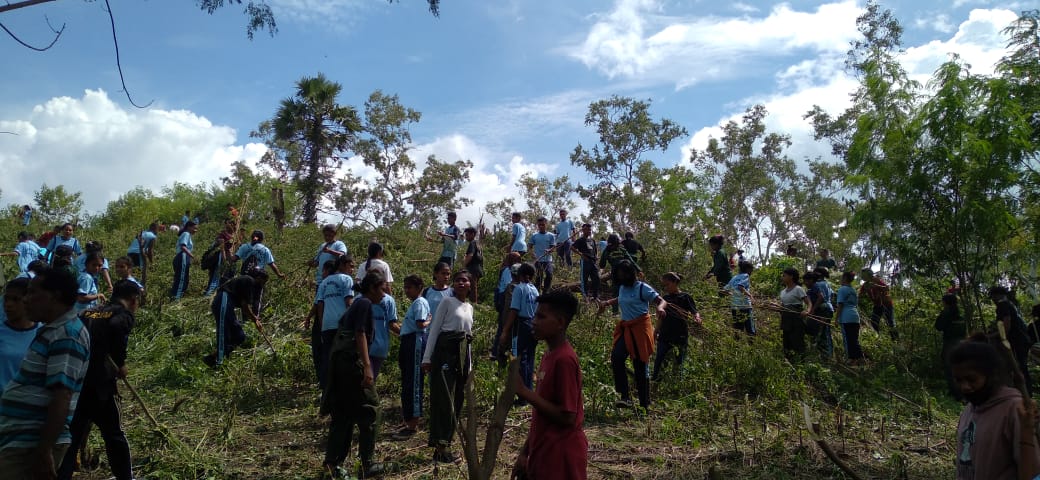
left=801, top=402, right=867, bottom=480
left=107, top=357, right=160, bottom=430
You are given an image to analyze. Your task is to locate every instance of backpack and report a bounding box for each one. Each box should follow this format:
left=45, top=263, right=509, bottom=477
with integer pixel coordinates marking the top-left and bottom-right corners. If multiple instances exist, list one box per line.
left=200, top=245, right=221, bottom=271
left=239, top=245, right=260, bottom=275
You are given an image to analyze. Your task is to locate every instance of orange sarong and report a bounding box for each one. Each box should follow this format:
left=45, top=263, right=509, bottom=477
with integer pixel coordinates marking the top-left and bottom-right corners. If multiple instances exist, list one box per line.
left=611, top=313, right=655, bottom=364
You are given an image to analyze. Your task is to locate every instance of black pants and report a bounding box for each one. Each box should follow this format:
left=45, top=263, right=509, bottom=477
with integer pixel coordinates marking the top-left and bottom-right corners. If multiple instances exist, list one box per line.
left=867, top=304, right=897, bottom=339
left=428, top=331, right=469, bottom=447
left=652, top=336, right=687, bottom=382
left=57, top=393, right=133, bottom=480
left=611, top=339, right=649, bottom=408
left=841, top=322, right=863, bottom=360
left=580, top=259, right=599, bottom=300
left=780, top=309, right=807, bottom=360
left=169, top=252, right=190, bottom=300
left=212, top=292, right=246, bottom=365
left=513, top=317, right=536, bottom=391
left=535, top=261, right=553, bottom=292
left=323, top=332, right=380, bottom=468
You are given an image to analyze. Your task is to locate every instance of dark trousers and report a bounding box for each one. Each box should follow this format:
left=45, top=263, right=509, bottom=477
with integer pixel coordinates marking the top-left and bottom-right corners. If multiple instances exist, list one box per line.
left=867, top=304, right=897, bottom=339
left=513, top=317, right=536, bottom=391
left=611, top=339, right=650, bottom=408
left=941, top=339, right=962, bottom=399
left=780, top=309, right=807, bottom=359
left=579, top=260, right=599, bottom=300
left=57, top=393, right=133, bottom=480
left=212, top=292, right=246, bottom=365
left=492, top=291, right=506, bottom=358
left=203, top=254, right=223, bottom=295
left=731, top=308, right=756, bottom=336
left=252, top=282, right=265, bottom=316
left=557, top=240, right=573, bottom=267
left=316, top=329, right=337, bottom=390
left=169, top=252, right=190, bottom=300
left=534, top=261, right=553, bottom=292
left=841, top=322, right=863, bottom=360
left=323, top=335, right=380, bottom=469
left=652, top=336, right=687, bottom=381
left=127, top=253, right=142, bottom=269
left=428, top=332, right=469, bottom=447
left=399, top=333, right=426, bottom=421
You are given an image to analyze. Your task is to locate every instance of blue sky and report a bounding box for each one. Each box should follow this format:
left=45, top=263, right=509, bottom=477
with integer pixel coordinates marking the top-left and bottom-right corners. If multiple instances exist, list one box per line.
left=0, top=0, right=1025, bottom=225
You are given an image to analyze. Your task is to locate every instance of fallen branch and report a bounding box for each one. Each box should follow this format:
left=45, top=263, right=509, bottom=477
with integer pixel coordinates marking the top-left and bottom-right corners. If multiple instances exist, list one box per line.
left=801, top=402, right=867, bottom=480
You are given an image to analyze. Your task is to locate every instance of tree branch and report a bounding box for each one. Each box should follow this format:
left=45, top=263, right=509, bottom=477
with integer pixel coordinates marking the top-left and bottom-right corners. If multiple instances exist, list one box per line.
left=0, top=18, right=63, bottom=51
left=103, top=0, right=152, bottom=108
left=0, top=0, right=58, bottom=14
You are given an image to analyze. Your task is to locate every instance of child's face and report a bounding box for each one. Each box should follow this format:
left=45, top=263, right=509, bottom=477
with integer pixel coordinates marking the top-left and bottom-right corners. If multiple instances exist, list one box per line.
left=452, top=275, right=471, bottom=298
left=434, top=267, right=451, bottom=286
left=62, top=225, right=74, bottom=238
left=582, top=225, right=592, bottom=236
left=323, top=230, right=336, bottom=242
left=404, top=283, right=420, bottom=300
left=537, top=220, right=547, bottom=233
left=512, top=215, right=521, bottom=224
left=532, top=303, right=565, bottom=341
left=661, top=278, right=678, bottom=292
left=86, top=258, right=103, bottom=275
left=952, top=363, right=994, bottom=405
left=465, top=231, right=476, bottom=241
left=3, top=289, right=27, bottom=323
left=114, top=262, right=131, bottom=279
left=343, top=262, right=356, bottom=276
left=447, top=214, right=457, bottom=225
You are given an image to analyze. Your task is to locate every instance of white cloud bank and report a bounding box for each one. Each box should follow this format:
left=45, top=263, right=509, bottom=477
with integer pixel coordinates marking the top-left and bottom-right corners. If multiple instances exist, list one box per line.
left=569, top=0, right=864, bottom=89
left=0, top=89, right=266, bottom=216
left=0, top=89, right=563, bottom=229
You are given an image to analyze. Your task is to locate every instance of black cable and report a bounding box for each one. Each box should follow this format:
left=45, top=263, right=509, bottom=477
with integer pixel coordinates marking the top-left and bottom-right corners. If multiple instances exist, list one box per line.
left=103, top=0, right=153, bottom=109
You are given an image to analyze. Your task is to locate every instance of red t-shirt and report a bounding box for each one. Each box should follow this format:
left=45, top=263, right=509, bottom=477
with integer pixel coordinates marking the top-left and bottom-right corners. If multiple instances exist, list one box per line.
left=527, top=341, right=588, bottom=480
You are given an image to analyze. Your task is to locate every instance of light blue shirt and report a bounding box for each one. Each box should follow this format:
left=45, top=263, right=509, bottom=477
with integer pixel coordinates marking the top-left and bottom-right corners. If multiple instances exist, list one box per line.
left=319, top=273, right=354, bottom=332
left=511, top=223, right=527, bottom=252
left=423, top=286, right=453, bottom=323
left=401, top=297, right=430, bottom=336
left=14, top=241, right=40, bottom=273
left=75, top=271, right=98, bottom=313
left=314, top=240, right=348, bottom=283
left=127, top=231, right=157, bottom=255
left=441, top=225, right=461, bottom=258
left=0, top=320, right=41, bottom=391
left=618, top=281, right=658, bottom=321
left=236, top=243, right=275, bottom=269
left=21, top=210, right=30, bottom=226
left=555, top=219, right=575, bottom=242
left=837, top=285, right=859, bottom=324
left=529, top=232, right=556, bottom=263
left=726, top=273, right=751, bottom=308
left=813, top=280, right=834, bottom=310
left=369, top=295, right=398, bottom=359
left=509, top=282, right=539, bottom=319
left=497, top=267, right=513, bottom=293
left=47, top=236, right=81, bottom=256
left=176, top=231, right=193, bottom=254
left=75, top=254, right=110, bottom=274
left=598, top=240, right=607, bottom=253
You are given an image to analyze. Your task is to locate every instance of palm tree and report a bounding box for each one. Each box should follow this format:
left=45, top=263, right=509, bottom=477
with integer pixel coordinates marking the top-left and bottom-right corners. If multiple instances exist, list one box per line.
left=267, top=73, right=360, bottom=224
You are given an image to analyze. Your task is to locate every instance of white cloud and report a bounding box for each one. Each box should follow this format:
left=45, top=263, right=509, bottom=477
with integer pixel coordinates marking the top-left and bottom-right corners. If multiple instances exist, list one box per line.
left=915, top=13, right=956, bottom=34
left=903, top=8, right=1017, bottom=80
left=567, top=0, right=863, bottom=89
left=681, top=8, right=1017, bottom=168
left=267, top=0, right=367, bottom=27
left=446, top=89, right=596, bottom=146
left=0, top=89, right=266, bottom=215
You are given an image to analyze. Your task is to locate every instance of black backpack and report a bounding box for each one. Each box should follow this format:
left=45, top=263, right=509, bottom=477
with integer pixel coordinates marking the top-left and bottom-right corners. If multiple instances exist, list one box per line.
left=200, top=246, right=221, bottom=271
left=239, top=245, right=260, bottom=275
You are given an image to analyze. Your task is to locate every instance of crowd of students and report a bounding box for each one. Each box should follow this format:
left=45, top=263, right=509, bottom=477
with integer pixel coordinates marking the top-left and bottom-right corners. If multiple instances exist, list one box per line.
left=1, top=208, right=1039, bottom=480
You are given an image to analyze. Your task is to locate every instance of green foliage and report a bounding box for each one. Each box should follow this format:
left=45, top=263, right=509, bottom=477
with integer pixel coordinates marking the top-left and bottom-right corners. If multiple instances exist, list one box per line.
left=32, top=183, right=84, bottom=226
left=570, top=95, right=688, bottom=234
left=255, top=73, right=362, bottom=224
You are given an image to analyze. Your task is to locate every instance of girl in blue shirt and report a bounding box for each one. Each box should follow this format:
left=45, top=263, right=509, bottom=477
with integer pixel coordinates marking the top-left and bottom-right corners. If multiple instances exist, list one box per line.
left=169, top=221, right=197, bottom=300
left=46, top=223, right=81, bottom=262
left=498, top=263, right=539, bottom=394
left=0, top=278, right=41, bottom=390
left=597, top=260, right=668, bottom=409
left=834, top=271, right=864, bottom=364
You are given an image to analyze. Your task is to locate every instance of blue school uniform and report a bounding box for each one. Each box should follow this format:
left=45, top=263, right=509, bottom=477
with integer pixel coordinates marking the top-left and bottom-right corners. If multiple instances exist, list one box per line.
left=555, top=219, right=574, bottom=242
left=400, top=296, right=431, bottom=421
left=236, top=243, right=275, bottom=270
left=529, top=232, right=556, bottom=263
left=422, top=286, right=453, bottom=326
left=0, top=320, right=40, bottom=390
left=618, top=281, right=658, bottom=321
left=509, top=281, right=539, bottom=390
left=21, top=210, right=30, bottom=227
left=14, top=241, right=40, bottom=273
left=314, top=241, right=348, bottom=284
left=76, top=271, right=99, bottom=313
left=47, top=236, right=81, bottom=257
left=127, top=231, right=157, bottom=254
left=319, top=273, right=354, bottom=332
left=511, top=223, right=527, bottom=253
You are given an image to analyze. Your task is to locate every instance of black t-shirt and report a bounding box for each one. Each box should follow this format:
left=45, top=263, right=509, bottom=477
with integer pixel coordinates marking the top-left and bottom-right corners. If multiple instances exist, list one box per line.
left=221, top=275, right=256, bottom=307
left=711, top=249, right=732, bottom=284
left=660, top=292, right=697, bottom=340
left=573, top=236, right=597, bottom=262
left=996, top=299, right=1030, bottom=351
left=80, top=303, right=135, bottom=398
left=622, top=238, right=644, bottom=256
left=465, top=241, right=484, bottom=277
left=341, top=296, right=374, bottom=344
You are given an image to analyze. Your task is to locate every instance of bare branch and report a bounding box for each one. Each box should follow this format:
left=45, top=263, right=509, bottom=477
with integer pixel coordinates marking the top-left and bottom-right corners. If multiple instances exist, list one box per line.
left=103, top=0, right=152, bottom=109
left=0, top=19, right=63, bottom=51
left=0, top=0, right=58, bottom=15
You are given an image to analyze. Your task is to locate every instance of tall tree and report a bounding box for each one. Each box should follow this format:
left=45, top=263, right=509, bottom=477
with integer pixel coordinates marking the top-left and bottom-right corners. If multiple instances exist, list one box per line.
left=254, top=73, right=361, bottom=224
left=570, top=95, right=687, bottom=233
left=335, top=91, right=473, bottom=228
left=33, top=183, right=83, bottom=225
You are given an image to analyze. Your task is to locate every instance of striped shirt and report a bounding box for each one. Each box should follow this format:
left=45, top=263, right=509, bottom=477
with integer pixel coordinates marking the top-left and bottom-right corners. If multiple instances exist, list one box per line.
left=0, top=308, right=91, bottom=450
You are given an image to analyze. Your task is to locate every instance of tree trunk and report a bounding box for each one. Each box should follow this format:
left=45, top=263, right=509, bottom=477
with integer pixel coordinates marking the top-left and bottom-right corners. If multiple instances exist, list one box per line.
left=271, top=187, right=285, bottom=231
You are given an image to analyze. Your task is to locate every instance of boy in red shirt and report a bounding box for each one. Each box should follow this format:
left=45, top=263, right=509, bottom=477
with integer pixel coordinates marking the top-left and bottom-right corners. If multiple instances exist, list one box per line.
left=512, top=290, right=588, bottom=480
